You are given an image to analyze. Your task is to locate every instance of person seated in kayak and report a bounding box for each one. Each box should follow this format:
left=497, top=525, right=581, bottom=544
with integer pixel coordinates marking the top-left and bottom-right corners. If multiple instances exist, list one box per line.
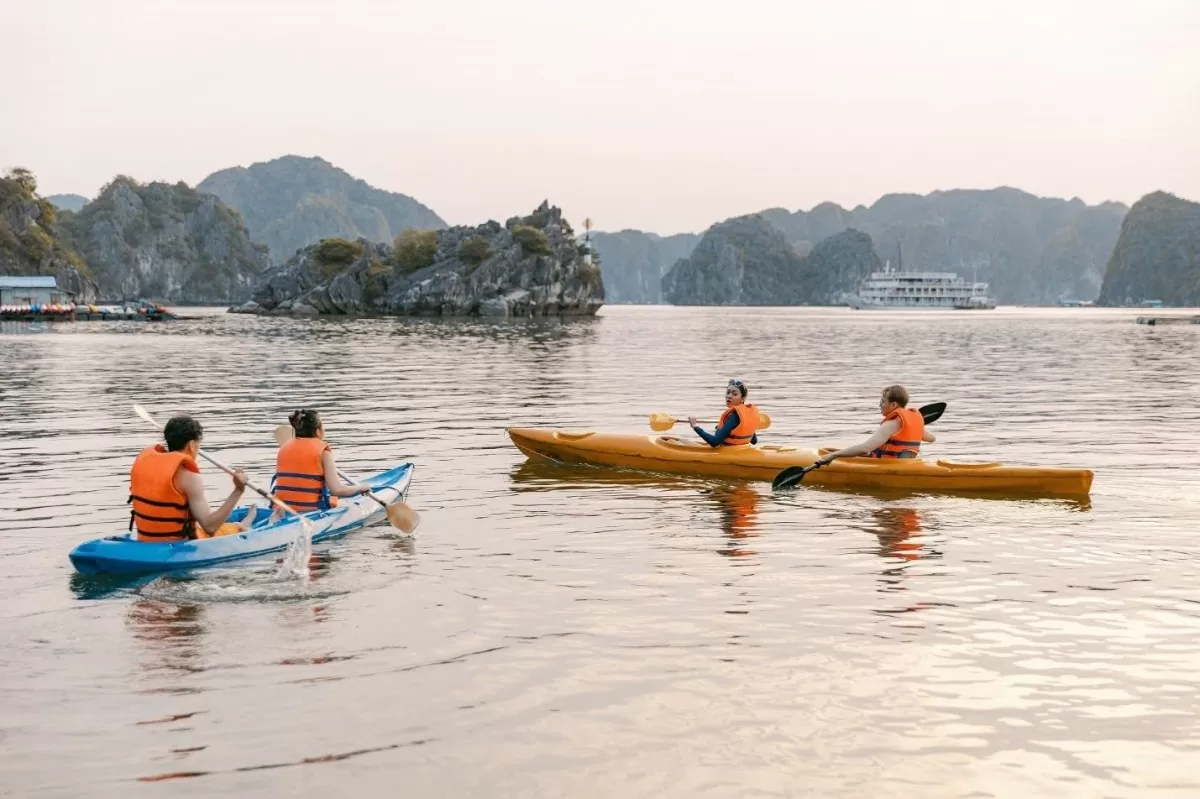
left=688, top=379, right=761, bottom=447
left=814, top=384, right=936, bottom=466
left=128, top=415, right=249, bottom=542
left=250, top=409, right=371, bottom=526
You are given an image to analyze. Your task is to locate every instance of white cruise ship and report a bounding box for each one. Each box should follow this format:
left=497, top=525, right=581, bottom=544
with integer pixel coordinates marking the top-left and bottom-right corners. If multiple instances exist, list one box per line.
left=847, top=251, right=996, bottom=310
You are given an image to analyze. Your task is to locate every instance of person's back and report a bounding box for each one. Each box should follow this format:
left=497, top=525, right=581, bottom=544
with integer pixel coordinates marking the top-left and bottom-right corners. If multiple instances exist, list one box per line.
left=128, top=415, right=247, bottom=542
left=128, top=444, right=200, bottom=541
left=261, top=409, right=369, bottom=524
left=274, top=434, right=337, bottom=512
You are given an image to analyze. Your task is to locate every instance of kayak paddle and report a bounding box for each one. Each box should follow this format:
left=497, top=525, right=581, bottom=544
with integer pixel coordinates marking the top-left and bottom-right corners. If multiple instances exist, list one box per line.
left=772, top=402, right=948, bottom=491
left=133, top=404, right=314, bottom=536
left=649, top=411, right=773, bottom=432
left=273, top=425, right=420, bottom=534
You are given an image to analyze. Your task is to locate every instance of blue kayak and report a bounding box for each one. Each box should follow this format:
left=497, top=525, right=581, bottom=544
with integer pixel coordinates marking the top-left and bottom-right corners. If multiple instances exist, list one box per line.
left=69, top=463, right=415, bottom=576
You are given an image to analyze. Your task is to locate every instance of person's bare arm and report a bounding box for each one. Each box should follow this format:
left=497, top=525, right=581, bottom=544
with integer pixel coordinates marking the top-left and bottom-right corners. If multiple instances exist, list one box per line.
left=922, top=428, right=937, bottom=443
left=321, top=450, right=369, bottom=497
left=817, top=418, right=901, bottom=466
left=179, top=467, right=247, bottom=534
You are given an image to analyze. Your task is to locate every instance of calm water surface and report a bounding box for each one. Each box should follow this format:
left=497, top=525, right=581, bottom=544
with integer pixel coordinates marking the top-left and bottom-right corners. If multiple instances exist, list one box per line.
left=2, top=306, right=1199, bottom=797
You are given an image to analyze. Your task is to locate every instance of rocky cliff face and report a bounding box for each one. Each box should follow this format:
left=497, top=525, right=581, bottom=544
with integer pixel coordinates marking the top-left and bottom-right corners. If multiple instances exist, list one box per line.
left=1098, top=192, right=1200, bottom=306
left=661, top=215, right=879, bottom=305
left=0, top=169, right=97, bottom=301
left=790, top=229, right=884, bottom=304
left=197, top=155, right=445, bottom=263
left=58, top=177, right=268, bottom=304
left=662, top=215, right=798, bottom=305
left=588, top=230, right=699, bottom=303
left=239, top=201, right=604, bottom=317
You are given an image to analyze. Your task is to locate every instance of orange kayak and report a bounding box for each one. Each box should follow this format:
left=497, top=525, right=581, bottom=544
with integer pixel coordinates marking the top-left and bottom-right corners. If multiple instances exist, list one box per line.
left=505, top=427, right=1093, bottom=498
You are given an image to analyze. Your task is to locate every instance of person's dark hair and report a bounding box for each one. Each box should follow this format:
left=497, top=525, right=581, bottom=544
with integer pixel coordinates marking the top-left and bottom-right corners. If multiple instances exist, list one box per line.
left=289, top=409, right=322, bottom=438
left=163, top=415, right=203, bottom=452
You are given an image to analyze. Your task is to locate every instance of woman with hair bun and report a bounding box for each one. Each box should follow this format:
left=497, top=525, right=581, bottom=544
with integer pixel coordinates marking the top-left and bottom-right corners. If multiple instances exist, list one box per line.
left=249, top=409, right=370, bottom=526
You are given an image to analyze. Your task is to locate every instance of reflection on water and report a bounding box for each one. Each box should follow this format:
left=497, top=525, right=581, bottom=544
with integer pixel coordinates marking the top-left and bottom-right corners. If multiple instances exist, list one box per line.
left=127, top=598, right=207, bottom=675
left=867, top=506, right=927, bottom=563
left=3, top=306, right=1200, bottom=796
left=707, top=483, right=762, bottom=559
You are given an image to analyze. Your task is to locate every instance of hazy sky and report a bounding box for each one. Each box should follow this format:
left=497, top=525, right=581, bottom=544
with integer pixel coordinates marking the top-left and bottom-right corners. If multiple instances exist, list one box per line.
left=2, top=0, right=1197, bottom=233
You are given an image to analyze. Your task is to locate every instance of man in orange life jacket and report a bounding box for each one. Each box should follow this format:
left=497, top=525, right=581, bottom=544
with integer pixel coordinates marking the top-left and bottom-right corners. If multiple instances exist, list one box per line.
left=814, top=384, right=936, bottom=466
left=128, top=416, right=248, bottom=542
left=689, top=379, right=761, bottom=447
left=247, top=409, right=370, bottom=527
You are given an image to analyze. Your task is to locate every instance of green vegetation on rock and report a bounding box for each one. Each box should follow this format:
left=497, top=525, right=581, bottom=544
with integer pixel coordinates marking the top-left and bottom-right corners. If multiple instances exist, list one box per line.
left=393, top=229, right=439, bottom=274
left=511, top=225, right=553, bottom=256
left=459, top=236, right=491, bottom=266
left=245, top=200, right=603, bottom=317
left=0, top=168, right=96, bottom=300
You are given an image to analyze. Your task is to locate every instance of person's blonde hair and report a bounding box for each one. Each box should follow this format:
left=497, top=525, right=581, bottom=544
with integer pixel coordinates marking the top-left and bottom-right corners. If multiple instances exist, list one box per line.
left=882, top=384, right=909, bottom=407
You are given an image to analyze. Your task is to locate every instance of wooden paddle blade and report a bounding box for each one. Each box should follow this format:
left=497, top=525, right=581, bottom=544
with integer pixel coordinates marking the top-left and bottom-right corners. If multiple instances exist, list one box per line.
left=133, top=404, right=158, bottom=428
left=648, top=413, right=678, bottom=431
left=386, top=502, right=420, bottom=534
left=919, top=402, right=947, bottom=425
left=274, top=424, right=294, bottom=445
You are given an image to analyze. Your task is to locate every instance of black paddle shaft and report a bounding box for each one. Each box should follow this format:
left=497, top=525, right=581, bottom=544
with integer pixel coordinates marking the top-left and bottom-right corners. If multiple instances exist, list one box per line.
left=771, top=402, right=947, bottom=491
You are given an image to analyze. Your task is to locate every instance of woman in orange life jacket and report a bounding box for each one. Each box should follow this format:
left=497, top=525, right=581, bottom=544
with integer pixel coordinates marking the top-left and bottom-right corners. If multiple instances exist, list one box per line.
left=688, top=379, right=761, bottom=447
left=247, top=409, right=371, bottom=527
left=814, top=384, right=936, bottom=467
left=128, top=415, right=249, bottom=542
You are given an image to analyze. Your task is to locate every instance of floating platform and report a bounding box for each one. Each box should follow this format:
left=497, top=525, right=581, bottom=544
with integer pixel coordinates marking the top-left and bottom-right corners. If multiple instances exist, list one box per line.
left=0, top=301, right=179, bottom=322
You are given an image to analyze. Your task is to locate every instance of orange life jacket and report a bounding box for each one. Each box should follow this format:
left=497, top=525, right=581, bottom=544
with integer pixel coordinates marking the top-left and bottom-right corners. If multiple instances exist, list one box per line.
left=128, top=445, right=198, bottom=541
left=718, top=403, right=760, bottom=446
left=272, top=437, right=336, bottom=512
left=871, top=406, right=925, bottom=459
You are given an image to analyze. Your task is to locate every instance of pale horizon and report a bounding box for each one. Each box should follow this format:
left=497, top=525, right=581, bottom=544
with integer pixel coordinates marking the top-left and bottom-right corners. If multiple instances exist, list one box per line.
left=3, top=0, right=1197, bottom=234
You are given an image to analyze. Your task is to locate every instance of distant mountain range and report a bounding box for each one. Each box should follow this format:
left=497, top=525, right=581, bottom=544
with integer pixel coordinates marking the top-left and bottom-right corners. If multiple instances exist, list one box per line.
left=32, top=158, right=1200, bottom=308
left=661, top=216, right=880, bottom=306
left=587, top=230, right=699, bottom=303
left=596, top=188, right=1130, bottom=306
left=196, top=155, right=445, bottom=264
left=46, top=194, right=89, bottom=212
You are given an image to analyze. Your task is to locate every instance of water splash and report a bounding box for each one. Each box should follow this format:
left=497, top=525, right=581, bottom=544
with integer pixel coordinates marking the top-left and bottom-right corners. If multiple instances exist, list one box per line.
left=275, top=528, right=312, bottom=582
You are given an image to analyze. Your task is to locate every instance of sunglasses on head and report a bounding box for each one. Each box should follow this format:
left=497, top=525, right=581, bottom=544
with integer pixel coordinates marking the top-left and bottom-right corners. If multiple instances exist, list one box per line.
left=728, top=379, right=745, bottom=388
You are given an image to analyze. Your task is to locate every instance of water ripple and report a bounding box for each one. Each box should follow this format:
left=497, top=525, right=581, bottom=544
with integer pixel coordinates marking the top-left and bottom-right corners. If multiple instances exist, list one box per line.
left=2, top=306, right=1199, bottom=796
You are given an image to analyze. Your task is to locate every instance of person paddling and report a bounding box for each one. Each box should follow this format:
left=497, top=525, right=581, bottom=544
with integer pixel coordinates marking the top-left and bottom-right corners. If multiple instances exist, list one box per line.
left=689, top=379, right=761, bottom=447
left=248, top=409, right=370, bottom=526
left=814, top=384, right=935, bottom=467
left=128, top=415, right=248, bottom=542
